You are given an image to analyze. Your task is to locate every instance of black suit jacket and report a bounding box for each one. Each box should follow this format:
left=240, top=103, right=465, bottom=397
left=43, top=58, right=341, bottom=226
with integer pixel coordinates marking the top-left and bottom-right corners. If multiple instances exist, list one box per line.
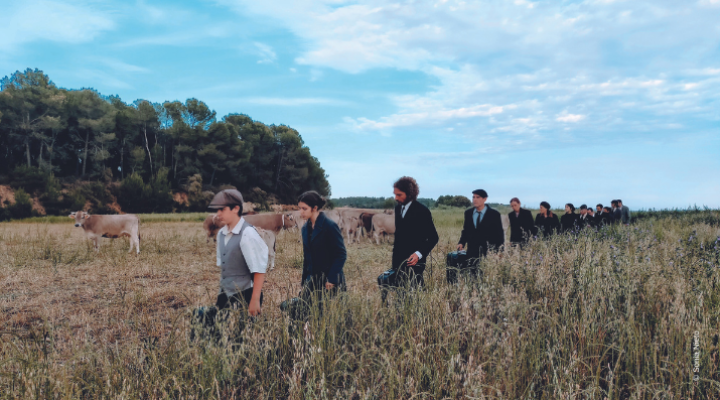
left=576, top=213, right=593, bottom=228
left=508, top=208, right=537, bottom=243
left=535, top=213, right=560, bottom=237
left=392, top=201, right=439, bottom=270
left=560, top=213, right=579, bottom=233
left=458, top=206, right=505, bottom=259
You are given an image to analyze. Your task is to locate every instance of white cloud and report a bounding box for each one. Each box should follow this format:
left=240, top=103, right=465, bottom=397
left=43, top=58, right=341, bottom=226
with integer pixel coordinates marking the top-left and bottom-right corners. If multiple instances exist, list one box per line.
left=239, top=97, right=347, bottom=106
left=556, top=113, right=586, bottom=123
left=254, top=42, right=277, bottom=64
left=215, top=0, right=719, bottom=146
left=0, top=1, right=114, bottom=52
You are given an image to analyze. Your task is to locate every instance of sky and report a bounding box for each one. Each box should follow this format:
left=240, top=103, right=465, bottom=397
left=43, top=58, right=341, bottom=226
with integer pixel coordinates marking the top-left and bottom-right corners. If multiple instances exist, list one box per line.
left=2, top=0, right=719, bottom=209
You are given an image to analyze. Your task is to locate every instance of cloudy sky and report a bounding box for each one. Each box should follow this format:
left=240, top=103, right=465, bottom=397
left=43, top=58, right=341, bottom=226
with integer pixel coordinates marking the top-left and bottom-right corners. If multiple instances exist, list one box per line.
left=2, top=0, right=719, bottom=208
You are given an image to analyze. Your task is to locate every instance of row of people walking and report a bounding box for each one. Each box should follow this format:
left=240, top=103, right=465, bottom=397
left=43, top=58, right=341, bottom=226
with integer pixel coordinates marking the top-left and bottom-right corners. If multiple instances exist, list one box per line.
left=519, top=199, right=632, bottom=242
left=195, top=178, right=632, bottom=325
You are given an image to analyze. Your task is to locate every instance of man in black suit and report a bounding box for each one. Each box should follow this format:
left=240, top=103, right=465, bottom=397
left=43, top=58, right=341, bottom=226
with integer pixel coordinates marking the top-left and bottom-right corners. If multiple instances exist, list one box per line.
left=378, top=176, right=439, bottom=298
left=508, top=197, right=537, bottom=246
left=611, top=200, right=622, bottom=224
left=452, top=189, right=504, bottom=283
left=594, top=204, right=605, bottom=226
left=577, top=204, right=593, bottom=228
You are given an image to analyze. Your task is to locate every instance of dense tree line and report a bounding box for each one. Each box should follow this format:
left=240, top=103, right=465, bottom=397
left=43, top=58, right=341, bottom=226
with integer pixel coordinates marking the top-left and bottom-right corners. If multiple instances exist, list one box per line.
left=0, top=69, right=330, bottom=214
left=436, top=195, right=471, bottom=208
left=332, top=197, right=437, bottom=209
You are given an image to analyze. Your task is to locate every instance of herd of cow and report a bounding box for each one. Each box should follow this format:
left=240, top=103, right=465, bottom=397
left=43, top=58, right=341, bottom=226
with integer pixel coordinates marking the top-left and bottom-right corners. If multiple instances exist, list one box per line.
left=68, top=207, right=452, bottom=270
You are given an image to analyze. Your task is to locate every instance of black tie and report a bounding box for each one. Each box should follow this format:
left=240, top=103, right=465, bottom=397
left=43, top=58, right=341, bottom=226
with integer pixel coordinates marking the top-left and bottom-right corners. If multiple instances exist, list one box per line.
left=401, top=205, right=406, bottom=217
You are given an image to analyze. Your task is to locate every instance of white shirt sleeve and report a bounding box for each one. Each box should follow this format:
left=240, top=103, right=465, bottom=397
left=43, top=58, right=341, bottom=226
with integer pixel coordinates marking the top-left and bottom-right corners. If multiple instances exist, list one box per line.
left=415, top=251, right=423, bottom=259
left=216, top=230, right=222, bottom=266
left=240, top=227, right=269, bottom=274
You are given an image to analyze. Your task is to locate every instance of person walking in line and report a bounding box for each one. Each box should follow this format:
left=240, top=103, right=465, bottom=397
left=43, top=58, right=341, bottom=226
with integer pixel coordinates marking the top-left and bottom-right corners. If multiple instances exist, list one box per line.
left=192, top=189, right=268, bottom=338
left=560, top=203, right=579, bottom=233
left=288, top=191, right=348, bottom=319
left=594, top=204, right=605, bottom=226
left=577, top=204, right=593, bottom=228
left=602, top=206, right=615, bottom=225
left=535, top=201, right=560, bottom=237
left=611, top=200, right=622, bottom=224
left=378, top=177, right=439, bottom=300
left=618, top=199, right=631, bottom=225
left=508, top=197, right=536, bottom=246
left=450, top=189, right=504, bottom=283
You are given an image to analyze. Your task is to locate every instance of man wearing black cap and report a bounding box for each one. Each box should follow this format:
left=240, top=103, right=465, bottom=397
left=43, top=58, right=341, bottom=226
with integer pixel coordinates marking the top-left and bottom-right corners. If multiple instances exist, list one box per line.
left=453, top=189, right=504, bottom=283
left=208, top=189, right=268, bottom=316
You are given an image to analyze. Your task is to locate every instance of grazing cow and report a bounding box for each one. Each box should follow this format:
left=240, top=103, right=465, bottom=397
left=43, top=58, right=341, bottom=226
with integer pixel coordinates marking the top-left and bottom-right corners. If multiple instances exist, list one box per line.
left=243, top=213, right=294, bottom=235
left=203, top=214, right=226, bottom=243
left=340, top=216, right=365, bottom=244
left=336, top=208, right=383, bottom=241
left=324, top=210, right=343, bottom=228
left=255, top=227, right=277, bottom=271
left=69, top=211, right=140, bottom=253
left=360, top=212, right=375, bottom=238
left=371, top=213, right=396, bottom=244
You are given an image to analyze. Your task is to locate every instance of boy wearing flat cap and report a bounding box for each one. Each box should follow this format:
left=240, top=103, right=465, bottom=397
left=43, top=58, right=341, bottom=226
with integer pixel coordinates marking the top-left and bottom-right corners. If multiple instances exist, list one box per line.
left=208, top=189, right=268, bottom=316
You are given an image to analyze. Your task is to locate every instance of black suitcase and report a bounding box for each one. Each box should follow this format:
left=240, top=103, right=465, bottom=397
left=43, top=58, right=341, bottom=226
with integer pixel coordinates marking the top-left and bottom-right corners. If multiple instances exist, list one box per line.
left=445, top=250, right=470, bottom=284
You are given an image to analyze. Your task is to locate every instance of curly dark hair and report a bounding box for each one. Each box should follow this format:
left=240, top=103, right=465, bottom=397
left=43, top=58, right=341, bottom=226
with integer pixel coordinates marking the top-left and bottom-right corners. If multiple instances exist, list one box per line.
left=393, top=176, right=420, bottom=201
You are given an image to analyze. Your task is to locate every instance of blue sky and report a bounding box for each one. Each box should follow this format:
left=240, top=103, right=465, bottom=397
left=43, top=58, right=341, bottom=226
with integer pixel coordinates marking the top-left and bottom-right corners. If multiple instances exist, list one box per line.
left=2, top=0, right=719, bottom=209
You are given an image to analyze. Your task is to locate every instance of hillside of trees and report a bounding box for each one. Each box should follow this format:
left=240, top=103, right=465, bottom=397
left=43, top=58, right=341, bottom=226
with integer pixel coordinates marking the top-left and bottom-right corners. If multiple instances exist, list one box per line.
left=332, top=197, right=437, bottom=209
left=0, top=69, right=330, bottom=218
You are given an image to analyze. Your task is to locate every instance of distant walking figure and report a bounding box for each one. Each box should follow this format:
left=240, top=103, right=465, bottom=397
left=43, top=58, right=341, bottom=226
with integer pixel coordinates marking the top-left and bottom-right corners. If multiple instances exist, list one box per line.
left=508, top=197, right=537, bottom=245
left=611, top=200, right=622, bottom=224
left=602, top=206, right=615, bottom=225
left=535, top=201, right=560, bottom=237
left=594, top=204, right=605, bottom=226
left=451, top=189, right=504, bottom=283
left=618, top=199, right=631, bottom=225
left=560, top=203, right=579, bottom=233
left=577, top=204, right=593, bottom=228
left=378, top=177, right=439, bottom=301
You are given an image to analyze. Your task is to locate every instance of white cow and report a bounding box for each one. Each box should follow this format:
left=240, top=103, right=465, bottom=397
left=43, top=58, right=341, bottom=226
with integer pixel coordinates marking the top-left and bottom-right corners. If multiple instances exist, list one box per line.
left=255, top=227, right=277, bottom=271
left=69, top=211, right=140, bottom=253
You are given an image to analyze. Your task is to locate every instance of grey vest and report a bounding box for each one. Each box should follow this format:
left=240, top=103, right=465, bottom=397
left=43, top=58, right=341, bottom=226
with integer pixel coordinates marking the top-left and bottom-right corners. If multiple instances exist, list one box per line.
left=218, top=222, right=253, bottom=295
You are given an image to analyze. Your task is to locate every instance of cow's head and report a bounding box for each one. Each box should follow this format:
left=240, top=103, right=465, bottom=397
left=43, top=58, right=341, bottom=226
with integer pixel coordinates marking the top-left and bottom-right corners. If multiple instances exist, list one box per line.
left=283, top=213, right=296, bottom=229
left=69, top=211, right=89, bottom=227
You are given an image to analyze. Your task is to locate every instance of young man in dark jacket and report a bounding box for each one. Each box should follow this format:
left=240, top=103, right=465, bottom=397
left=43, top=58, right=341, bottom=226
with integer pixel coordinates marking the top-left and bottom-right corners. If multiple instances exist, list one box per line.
left=378, top=176, right=439, bottom=298
left=453, top=189, right=504, bottom=282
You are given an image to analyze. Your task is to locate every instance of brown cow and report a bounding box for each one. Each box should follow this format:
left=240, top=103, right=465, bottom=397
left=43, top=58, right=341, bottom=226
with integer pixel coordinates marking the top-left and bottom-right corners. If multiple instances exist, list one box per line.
left=69, top=211, right=140, bottom=253
left=203, top=214, right=226, bottom=243
left=371, top=213, right=396, bottom=244
left=243, top=213, right=294, bottom=235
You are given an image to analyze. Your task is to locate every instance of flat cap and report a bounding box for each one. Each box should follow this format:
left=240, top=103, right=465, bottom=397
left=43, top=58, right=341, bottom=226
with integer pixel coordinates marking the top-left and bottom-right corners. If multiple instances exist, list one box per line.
left=208, top=189, right=244, bottom=209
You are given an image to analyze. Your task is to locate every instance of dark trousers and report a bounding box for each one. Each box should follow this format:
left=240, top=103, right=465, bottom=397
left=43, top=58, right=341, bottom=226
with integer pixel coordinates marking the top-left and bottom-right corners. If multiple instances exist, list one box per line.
left=215, top=287, right=264, bottom=310
left=191, top=287, right=263, bottom=341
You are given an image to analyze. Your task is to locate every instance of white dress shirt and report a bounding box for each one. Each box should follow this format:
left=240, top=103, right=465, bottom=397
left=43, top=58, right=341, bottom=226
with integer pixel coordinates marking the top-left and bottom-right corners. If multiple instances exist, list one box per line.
left=400, top=201, right=423, bottom=260
left=217, top=218, right=269, bottom=275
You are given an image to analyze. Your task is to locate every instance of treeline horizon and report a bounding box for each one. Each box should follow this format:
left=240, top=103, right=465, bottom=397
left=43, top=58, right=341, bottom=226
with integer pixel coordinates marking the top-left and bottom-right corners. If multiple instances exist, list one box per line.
left=0, top=68, right=330, bottom=211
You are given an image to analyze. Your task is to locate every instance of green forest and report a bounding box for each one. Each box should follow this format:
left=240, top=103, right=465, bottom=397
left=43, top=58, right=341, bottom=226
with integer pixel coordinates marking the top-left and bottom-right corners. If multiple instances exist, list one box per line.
left=0, top=69, right=330, bottom=218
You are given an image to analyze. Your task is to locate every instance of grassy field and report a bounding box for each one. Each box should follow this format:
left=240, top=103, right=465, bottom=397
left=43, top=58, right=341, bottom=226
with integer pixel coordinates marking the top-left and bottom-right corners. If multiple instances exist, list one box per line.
left=1, top=209, right=719, bottom=399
